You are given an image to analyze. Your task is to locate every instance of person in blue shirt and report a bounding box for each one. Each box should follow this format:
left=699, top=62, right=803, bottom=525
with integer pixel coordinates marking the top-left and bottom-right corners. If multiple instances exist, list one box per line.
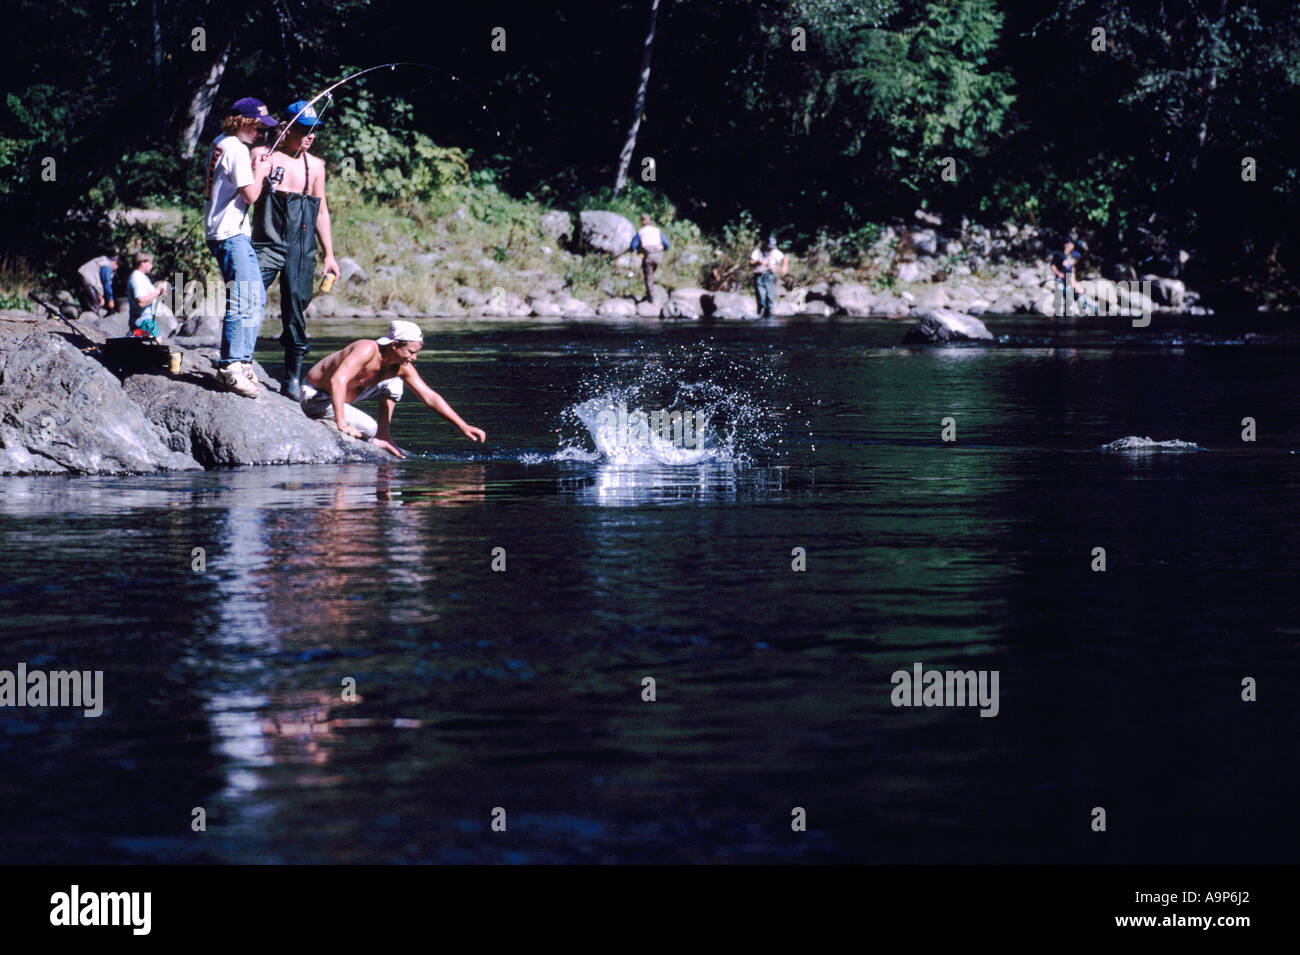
left=77, top=253, right=120, bottom=315
left=629, top=214, right=670, bottom=302
left=126, top=252, right=169, bottom=337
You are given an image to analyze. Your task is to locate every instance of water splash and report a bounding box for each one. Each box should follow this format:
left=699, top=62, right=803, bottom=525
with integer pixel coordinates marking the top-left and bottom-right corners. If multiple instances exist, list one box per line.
left=551, top=343, right=799, bottom=466
left=1100, top=436, right=1205, bottom=453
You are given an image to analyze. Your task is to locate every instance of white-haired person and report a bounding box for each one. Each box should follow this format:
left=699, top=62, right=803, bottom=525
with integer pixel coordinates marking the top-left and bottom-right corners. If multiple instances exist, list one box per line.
left=299, top=320, right=486, bottom=458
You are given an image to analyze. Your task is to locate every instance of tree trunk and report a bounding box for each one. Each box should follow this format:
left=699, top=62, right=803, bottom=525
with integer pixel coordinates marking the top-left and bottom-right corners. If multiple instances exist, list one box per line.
left=151, top=0, right=163, bottom=117
left=613, top=0, right=661, bottom=196
left=180, top=36, right=235, bottom=159
left=1188, top=0, right=1229, bottom=177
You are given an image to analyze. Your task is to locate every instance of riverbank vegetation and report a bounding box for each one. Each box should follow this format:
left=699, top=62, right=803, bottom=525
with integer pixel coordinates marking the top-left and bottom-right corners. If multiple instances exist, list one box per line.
left=2, top=0, right=1296, bottom=309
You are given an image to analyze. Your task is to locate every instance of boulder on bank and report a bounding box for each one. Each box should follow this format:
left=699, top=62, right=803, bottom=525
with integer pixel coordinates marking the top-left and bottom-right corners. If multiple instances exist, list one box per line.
left=902, top=309, right=994, bottom=344
left=596, top=297, right=638, bottom=317
left=1144, top=275, right=1186, bottom=308
left=701, top=291, right=758, bottom=319
left=0, top=328, right=200, bottom=474
left=660, top=288, right=706, bottom=319
left=122, top=349, right=390, bottom=469
left=539, top=210, right=573, bottom=244
left=577, top=211, right=635, bottom=256
left=830, top=283, right=874, bottom=316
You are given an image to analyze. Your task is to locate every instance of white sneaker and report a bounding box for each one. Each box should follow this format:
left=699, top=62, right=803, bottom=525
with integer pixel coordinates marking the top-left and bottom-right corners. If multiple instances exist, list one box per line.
left=219, top=363, right=260, bottom=399
left=241, top=362, right=264, bottom=394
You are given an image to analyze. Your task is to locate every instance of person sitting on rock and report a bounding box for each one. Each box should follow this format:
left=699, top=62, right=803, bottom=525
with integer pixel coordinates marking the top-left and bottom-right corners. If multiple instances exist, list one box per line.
left=127, top=252, right=169, bottom=338
left=750, top=235, right=788, bottom=318
left=299, top=320, right=486, bottom=458
left=77, top=252, right=120, bottom=315
left=254, top=98, right=341, bottom=400
left=629, top=214, right=669, bottom=302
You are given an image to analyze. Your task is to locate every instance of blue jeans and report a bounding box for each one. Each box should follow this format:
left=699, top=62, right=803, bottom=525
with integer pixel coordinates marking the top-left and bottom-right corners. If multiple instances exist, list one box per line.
left=208, top=235, right=265, bottom=366
left=754, top=271, right=777, bottom=315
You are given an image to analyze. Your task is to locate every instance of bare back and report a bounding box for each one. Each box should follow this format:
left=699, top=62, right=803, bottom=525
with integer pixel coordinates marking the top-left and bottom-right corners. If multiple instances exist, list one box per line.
left=305, top=340, right=405, bottom=402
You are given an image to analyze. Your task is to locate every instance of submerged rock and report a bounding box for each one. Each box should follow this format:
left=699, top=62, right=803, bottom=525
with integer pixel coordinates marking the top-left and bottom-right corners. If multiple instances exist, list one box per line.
left=902, top=309, right=994, bottom=344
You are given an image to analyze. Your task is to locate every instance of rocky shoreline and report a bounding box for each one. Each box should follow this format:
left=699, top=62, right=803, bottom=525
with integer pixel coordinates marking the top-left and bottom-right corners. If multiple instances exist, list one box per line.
left=0, top=314, right=388, bottom=476
left=0, top=304, right=996, bottom=476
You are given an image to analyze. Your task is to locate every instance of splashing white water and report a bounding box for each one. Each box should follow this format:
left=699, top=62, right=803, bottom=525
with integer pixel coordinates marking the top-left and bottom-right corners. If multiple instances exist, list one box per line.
left=549, top=343, right=799, bottom=466
left=1100, top=436, right=1204, bottom=452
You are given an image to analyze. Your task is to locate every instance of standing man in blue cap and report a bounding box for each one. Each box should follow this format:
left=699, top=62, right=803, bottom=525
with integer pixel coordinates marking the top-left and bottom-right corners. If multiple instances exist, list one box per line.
left=204, top=96, right=275, bottom=398
left=253, top=99, right=342, bottom=400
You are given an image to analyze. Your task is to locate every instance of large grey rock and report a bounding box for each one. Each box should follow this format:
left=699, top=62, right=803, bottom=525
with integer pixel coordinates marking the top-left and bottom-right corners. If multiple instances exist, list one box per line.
left=661, top=288, right=706, bottom=319
left=1144, top=275, right=1186, bottom=308
left=902, top=309, right=994, bottom=344
left=337, top=257, right=368, bottom=285
left=909, top=229, right=939, bottom=256
left=910, top=285, right=949, bottom=310
left=871, top=294, right=910, bottom=317
left=829, top=283, right=874, bottom=316
left=701, top=291, right=758, bottom=319
left=596, top=297, right=638, bottom=317
left=121, top=349, right=389, bottom=468
left=539, top=210, right=572, bottom=243
left=577, top=211, right=635, bottom=256
left=0, top=329, right=200, bottom=474
left=896, top=262, right=923, bottom=283
left=179, top=309, right=220, bottom=339
left=530, top=299, right=565, bottom=317
left=1116, top=283, right=1156, bottom=315
left=557, top=296, right=595, bottom=317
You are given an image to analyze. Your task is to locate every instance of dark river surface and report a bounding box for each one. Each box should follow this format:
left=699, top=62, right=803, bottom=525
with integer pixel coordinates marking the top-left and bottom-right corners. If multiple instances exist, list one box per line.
left=2, top=314, right=1298, bottom=864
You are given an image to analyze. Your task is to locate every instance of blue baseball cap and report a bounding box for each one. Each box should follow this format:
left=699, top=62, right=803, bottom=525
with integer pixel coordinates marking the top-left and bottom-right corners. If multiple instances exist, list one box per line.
left=231, top=97, right=279, bottom=127
left=286, top=100, right=323, bottom=127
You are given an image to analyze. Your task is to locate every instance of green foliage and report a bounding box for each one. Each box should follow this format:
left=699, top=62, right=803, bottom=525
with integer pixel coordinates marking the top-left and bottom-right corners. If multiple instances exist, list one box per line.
left=316, top=87, right=470, bottom=205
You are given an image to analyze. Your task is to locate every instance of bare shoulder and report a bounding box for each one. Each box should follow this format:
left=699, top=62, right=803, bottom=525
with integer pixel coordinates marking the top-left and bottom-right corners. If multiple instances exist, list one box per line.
left=345, top=339, right=381, bottom=360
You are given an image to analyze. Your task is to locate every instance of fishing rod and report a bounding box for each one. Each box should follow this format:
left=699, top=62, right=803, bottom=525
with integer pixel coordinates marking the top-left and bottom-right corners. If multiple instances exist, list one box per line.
left=161, top=63, right=500, bottom=304
left=267, top=61, right=502, bottom=159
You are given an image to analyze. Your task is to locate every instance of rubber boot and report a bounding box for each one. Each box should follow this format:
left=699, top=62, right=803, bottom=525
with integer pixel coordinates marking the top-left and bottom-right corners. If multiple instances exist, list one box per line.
left=281, top=349, right=305, bottom=401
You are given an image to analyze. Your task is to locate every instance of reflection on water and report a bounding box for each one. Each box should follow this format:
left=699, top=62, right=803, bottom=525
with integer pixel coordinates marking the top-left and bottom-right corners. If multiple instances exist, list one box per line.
left=3, top=318, right=1300, bottom=863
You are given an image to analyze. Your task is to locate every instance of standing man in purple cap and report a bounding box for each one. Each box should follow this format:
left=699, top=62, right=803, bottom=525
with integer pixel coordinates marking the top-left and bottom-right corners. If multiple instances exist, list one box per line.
left=203, top=97, right=276, bottom=398
left=254, top=98, right=342, bottom=400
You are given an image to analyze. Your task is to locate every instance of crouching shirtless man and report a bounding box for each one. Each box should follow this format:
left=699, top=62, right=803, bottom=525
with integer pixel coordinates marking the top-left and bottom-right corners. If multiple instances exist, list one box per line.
left=300, top=319, right=486, bottom=458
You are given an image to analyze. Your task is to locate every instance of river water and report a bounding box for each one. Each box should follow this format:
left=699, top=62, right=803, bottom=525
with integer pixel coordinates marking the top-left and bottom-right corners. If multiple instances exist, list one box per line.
left=2, top=314, right=1297, bottom=863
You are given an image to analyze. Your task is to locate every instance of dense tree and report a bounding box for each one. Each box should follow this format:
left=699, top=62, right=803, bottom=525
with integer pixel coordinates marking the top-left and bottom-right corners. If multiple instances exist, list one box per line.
left=1, top=0, right=1296, bottom=300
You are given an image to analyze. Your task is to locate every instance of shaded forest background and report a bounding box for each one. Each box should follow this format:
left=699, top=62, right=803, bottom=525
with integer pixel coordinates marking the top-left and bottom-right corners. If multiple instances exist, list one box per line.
left=1, top=0, right=1297, bottom=306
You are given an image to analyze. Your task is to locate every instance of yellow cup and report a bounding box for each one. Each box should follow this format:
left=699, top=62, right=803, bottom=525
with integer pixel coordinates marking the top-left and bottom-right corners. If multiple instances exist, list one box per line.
left=320, top=272, right=336, bottom=294
left=169, top=352, right=182, bottom=375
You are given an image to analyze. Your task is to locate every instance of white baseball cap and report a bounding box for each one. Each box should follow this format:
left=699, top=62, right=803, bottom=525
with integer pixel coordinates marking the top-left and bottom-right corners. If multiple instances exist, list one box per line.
left=377, top=320, right=423, bottom=346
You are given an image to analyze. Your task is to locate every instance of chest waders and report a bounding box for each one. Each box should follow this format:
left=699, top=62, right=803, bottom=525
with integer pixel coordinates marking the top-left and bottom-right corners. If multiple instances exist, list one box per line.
left=254, top=153, right=320, bottom=399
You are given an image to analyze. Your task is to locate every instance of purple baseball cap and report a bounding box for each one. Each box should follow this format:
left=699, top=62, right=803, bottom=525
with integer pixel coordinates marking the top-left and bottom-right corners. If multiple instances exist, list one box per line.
left=231, top=97, right=279, bottom=127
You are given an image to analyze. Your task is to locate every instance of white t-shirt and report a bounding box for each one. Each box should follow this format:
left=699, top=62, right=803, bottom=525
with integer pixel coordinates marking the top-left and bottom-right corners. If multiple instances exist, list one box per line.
left=204, top=135, right=254, bottom=241
left=750, top=248, right=785, bottom=273
left=128, top=269, right=156, bottom=325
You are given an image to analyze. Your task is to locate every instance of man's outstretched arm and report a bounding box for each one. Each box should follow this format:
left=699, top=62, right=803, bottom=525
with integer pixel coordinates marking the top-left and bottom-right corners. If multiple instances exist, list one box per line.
left=400, top=366, right=486, bottom=442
